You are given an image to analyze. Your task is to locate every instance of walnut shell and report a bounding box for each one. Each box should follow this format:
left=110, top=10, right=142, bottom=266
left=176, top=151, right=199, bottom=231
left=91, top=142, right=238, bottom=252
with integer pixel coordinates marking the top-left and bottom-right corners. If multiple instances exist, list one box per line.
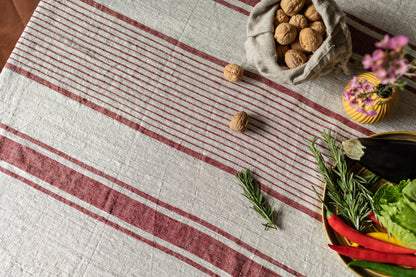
left=309, top=21, right=326, bottom=36
left=223, top=64, right=244, bottom=82
left=276, top=44, right=290, bottom=65
left=280, top=0, right=305, bottom=16
left=284, top=49, right=308, bottom=69
left=274, top=23, right=297, bottom=45
left=304, top=4, right=321, bottom=21
left=299, top=27, right=323, bottom=52
left=289, top=14, right=308, bottom=31
left=290, top=39, right=303, bottom=52
left=229, top=111, right=249, bottom=133
left=274, top=9, right=289, bottom=26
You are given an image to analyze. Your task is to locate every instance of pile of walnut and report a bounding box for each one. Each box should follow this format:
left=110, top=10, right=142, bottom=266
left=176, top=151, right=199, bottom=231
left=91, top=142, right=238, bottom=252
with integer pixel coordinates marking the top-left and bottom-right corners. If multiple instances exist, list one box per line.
left=274, top=0, right=326, bottom=69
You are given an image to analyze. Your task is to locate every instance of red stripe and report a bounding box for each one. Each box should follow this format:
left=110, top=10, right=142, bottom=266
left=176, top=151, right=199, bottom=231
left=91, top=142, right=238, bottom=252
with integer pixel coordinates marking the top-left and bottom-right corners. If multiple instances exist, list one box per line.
left=0, top=122, right=305, bottom=277
left=0, top=167, right=220, bottom=277
left=0, top=135, right=282, bottom=277
left=344, top=12, right=416, bottom=51
left=64, top=0, right=369, bottom=143
left=212, top=0, right=250, bottom=16
left=9, top=48, right=321, bottom=210
left=4, top=61, right=321, bottom=219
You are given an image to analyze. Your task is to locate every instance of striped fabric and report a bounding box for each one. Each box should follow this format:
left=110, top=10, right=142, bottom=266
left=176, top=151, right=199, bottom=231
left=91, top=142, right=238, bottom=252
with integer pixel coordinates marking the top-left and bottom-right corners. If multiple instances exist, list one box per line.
left=0, top=0, right=415, bottom=276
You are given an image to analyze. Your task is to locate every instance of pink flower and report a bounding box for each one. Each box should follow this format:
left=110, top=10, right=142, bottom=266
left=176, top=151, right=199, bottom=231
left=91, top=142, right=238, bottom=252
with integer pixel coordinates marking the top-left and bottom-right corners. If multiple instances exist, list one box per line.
left=349, top=97, right=359, bottom=108
left=389, top=35, right=408, bottom=51
left=373, top=66, right=387, bottom=80
left=375, top=35, right=390, bottom=48
left=372, top=49, right=388, bottom=67
left=380, top=71, right=397, bottom=85
left=343, top=89, right=351, bottom=101
left=362, top=96, right=375, bottom=106
left=361, top=81, right=374, bottom=92
left=391, top=58, right=408, bottom=75
left=366, top=110, right=377, bottom=117
left=349, top=76, right=360, bottom=88
left=362, top=54, right=373, bottom=69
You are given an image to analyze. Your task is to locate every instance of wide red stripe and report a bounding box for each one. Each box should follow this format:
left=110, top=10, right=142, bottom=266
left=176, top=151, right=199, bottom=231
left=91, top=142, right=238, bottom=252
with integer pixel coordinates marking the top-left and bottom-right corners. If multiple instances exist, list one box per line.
left=0, top=122, right=305, bottom=277
left=0, top=135, right=282, bottom=277
left=0, top=166, right=220, bottom=277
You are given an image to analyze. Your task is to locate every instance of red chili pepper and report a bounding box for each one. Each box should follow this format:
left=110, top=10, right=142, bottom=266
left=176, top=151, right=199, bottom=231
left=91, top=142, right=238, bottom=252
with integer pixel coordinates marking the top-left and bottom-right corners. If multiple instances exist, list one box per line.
left=327, top=214, right=415, bottom=254
left=367, top=211, right=383, bottom=226
left=367, top=211, right=377, bottom=223
left=329, top=244, right=416, bottom=268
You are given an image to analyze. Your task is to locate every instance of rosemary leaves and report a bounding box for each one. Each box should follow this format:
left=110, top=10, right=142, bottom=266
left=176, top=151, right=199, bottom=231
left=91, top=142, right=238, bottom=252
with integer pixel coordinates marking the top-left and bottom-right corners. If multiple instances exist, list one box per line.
left=236, top=169, right=277, bottom=230
left=309, top=130, right=378, bottom=231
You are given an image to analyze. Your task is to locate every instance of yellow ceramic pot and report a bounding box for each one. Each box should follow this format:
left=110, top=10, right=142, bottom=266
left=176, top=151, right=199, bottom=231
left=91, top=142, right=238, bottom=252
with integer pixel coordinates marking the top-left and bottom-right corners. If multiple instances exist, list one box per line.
left=342, top=72, right=399, bottom=124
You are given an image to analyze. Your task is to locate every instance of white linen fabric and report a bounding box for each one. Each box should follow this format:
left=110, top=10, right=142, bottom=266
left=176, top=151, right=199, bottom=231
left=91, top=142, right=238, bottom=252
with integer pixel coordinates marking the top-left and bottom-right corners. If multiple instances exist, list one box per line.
left=0, top=0, right=415, bottom=276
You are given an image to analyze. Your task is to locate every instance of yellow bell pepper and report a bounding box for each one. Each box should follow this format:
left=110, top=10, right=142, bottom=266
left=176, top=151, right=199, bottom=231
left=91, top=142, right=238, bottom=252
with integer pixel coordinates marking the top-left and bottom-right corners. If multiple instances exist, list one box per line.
left=365, top=232, right=404, bottom=247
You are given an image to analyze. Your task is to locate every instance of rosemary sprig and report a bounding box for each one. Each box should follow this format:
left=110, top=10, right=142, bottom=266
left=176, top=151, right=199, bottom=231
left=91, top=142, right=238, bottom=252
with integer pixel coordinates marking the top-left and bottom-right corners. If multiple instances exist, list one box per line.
left=309, top=129, right=378, bottom=231
left=236, top=169, right=277, bottom=230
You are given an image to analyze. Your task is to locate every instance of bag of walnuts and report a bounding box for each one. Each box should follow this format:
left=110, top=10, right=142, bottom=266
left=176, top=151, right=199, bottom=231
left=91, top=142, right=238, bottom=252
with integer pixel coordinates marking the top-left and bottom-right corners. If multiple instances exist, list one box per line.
left=245, top=0, right=352, bottom=84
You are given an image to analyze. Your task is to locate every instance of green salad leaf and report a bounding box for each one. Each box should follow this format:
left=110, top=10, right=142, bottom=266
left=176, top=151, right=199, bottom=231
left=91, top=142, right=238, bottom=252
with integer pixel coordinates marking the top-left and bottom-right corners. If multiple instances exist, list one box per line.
left=373, top=179, right=416, bottom=249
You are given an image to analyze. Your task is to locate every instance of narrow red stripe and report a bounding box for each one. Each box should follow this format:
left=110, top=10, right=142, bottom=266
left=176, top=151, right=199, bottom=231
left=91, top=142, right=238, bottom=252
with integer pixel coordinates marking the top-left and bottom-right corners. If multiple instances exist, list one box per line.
left=0, top=166, right=220, bottom=277
left=345, top=12, right=416, bottom=51
left=212, top=0, right=250, bottom=16
left=4, top=62, right=320, bottom=220
left=0, top=135, right=281, bottom=277
left=0, top=123, right=305, bottom=276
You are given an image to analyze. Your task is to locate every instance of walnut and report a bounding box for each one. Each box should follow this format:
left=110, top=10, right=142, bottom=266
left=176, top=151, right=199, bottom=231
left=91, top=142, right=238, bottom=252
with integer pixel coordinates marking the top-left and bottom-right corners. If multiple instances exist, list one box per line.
left=274, top=23, right=297, bottom=45
left=223, top=64, right=244, bottom=82
left=276, top=44, right=289, bottom=65
left=274, top=9, right=289, bottom=26
left=284, top=49, right=308, bottom=68
left=289, top=14, right=308, bottom=31
left=304, top=4, right=321, bottom=21
left=299, top=27, right=323, bottom=52
left=290, top=39, right=303, bottom=52
left=309, top=21, right=326, bottom=36
left=229, top=111, right=249, bottom=133
left=280, top=0, right=305, bottom=16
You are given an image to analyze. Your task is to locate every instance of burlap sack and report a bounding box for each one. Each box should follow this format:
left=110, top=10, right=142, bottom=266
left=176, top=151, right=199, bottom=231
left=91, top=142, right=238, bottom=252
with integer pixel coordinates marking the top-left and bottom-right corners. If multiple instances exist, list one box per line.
left=245, top=0, right=352, bottom=85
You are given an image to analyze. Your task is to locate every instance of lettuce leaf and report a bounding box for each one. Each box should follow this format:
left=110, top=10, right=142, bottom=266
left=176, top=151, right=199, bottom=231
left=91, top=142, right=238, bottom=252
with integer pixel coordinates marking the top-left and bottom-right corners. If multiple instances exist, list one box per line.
left=373, top=179, right=416, bottom=249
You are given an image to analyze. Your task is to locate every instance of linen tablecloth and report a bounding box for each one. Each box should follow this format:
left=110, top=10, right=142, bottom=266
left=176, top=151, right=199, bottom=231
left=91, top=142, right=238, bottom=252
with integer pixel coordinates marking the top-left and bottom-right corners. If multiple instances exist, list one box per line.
left=1, top=0, right=415, bottom=276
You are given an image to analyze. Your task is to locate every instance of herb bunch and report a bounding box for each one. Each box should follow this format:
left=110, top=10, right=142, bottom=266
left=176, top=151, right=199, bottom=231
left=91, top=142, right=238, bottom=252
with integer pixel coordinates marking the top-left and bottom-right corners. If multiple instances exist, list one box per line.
left=236, top=169, right=277, bottom=230
left=309, top=130, right=378, bottom=231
